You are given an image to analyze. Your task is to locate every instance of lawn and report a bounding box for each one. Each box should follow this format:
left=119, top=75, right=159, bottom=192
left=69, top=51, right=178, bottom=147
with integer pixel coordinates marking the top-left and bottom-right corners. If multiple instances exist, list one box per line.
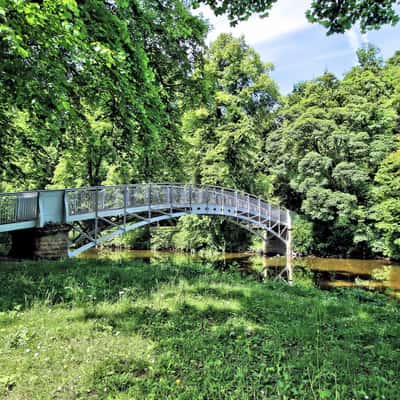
left=0, top=258, right=399, bottom=399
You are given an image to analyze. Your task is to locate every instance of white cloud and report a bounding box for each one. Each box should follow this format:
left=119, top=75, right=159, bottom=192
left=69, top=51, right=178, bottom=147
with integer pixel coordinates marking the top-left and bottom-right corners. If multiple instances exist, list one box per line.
left=345, top=25, right=368, bottom=57
left=194, top=0, right=312, bottom=45
left=346, top=27, right=360, bottom=53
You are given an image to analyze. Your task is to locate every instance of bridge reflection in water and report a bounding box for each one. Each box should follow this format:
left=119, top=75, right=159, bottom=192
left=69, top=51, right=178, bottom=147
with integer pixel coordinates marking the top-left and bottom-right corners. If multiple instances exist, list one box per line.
left=0, top=183, right=293, bottom=282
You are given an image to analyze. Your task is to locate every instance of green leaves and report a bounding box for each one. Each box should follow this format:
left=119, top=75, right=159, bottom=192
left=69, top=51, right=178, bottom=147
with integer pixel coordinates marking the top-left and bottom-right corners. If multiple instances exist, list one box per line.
left=265, top=52, right=399, bottom=257
left=301, top=187, right=357, bottom=222
left=306, top=0, right=400, bottom=35
left=0, top=0, right=208, bottom=188
left=199, top=0, right=399, bottom=34
left=176, top=33, right=280, bottom=250
left=195, top=0, right=278, bottom=26
left=184, top=33, right=279, bottom=192
left=372, top=150, right=400, bottom=259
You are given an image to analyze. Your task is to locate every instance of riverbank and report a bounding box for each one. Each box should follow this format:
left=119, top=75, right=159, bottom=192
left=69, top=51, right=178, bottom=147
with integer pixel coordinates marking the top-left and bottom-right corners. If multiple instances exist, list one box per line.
left=0, top=258, right=399, bottom=399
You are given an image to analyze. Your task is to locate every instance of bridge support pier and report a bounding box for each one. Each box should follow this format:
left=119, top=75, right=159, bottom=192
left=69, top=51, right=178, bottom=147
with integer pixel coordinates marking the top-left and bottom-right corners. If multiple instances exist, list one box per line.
left=9, top=224, right=70, bottom=260
left=262, top=231, right=285, bottom=256
left=262, top=230, right=268, bottom=255
left=262, top=211, right=293, bottom=285
left=286, top=218, right=293, bottom=285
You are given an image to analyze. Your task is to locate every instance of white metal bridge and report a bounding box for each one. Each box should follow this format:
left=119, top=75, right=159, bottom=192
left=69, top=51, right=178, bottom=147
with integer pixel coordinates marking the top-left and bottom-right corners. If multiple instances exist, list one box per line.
left=0, top=183, right=292, bottom=279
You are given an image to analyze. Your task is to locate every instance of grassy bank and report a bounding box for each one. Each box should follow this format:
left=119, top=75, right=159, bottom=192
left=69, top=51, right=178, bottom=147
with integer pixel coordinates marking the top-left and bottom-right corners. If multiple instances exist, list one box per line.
left=0, top=259, right=399, bottom=399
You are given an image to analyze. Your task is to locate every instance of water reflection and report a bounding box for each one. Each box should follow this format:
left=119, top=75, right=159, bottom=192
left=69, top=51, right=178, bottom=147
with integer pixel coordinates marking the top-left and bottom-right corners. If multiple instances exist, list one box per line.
left=82, top=248, right=400, bottom=299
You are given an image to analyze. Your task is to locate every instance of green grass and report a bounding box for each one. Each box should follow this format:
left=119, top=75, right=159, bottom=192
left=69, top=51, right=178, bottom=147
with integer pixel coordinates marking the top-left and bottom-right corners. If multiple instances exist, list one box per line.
left=0, top=259, right=399, bottom=399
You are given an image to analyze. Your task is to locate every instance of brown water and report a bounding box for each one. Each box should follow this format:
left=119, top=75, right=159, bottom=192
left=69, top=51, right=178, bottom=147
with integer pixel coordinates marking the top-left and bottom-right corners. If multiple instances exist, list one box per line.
left=82, top=248, right=400, bottom=299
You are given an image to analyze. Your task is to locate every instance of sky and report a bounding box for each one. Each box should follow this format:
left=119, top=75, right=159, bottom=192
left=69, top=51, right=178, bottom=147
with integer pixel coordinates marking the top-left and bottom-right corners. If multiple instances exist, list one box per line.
left=194, top=0, right=400, bottom=93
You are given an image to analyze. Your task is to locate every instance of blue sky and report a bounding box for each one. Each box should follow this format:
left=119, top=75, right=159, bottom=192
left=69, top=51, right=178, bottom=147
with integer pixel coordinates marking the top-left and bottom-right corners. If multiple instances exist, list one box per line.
left=195, top=0, right=400, bottom=93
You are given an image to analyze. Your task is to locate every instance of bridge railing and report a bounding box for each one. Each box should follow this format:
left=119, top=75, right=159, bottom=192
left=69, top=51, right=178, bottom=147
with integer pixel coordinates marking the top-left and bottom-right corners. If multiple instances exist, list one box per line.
left=65, top=183, right=287, bottom=225
left=0, top=191, right=38, bottom=225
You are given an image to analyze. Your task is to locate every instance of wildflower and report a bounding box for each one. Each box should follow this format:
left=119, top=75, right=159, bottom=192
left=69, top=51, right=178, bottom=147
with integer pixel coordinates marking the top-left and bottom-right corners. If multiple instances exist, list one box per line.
left=176, top=379, right=182, bottom=385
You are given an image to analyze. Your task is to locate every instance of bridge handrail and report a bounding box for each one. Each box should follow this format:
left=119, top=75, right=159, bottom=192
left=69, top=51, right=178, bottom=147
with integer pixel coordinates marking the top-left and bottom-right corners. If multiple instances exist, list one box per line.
left=65, top=183, right=287, bottom=224
left=0, top=183, right=288, bottom=227
left=0, top=191, right=38, bottom=225
left=0, top=190, right=39, bottom=196
left=64, top=183, right=285, bottom=208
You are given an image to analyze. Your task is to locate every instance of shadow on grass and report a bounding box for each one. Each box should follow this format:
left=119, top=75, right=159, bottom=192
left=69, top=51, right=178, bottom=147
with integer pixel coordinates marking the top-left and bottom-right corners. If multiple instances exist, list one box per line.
left=0, top=258, right=211, bottom=312
left=81, top=285, right=400, bottom=399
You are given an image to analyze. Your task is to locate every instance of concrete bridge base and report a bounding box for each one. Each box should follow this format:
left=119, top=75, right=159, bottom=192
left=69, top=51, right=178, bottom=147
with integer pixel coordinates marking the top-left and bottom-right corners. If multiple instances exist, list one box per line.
left=9, top=224, right=70, bottom=260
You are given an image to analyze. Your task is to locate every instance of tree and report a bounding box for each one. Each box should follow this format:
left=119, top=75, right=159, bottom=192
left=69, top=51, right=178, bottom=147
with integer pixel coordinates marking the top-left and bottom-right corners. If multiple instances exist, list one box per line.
left=184, top=33, right=279, bottom=192
left=0, top=0, right=207, bottom=190
left=265, top=47, right=399, bottom=256
left=170, top=33, right=280, bottom=251
left=306, top=0, right=400, bottom=34
left=0, top=0, right=83, bottom=189
left=372, top=149, right=400, bottom=259
left=195, top=0, right=400, bottom=33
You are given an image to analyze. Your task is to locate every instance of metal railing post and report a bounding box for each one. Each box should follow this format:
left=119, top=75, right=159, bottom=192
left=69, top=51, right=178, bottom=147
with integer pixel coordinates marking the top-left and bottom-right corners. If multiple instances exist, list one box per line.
left=258, top=198, right=261, bottom=224
left=168, top=185, right=172, bottom=215
left=189, top=184, right=192, bottom=212
left=235, top=191, right=238, bottom=216
left=95, top=188, right=99, bottom=246
left=247, top=194, right=250, bottom=216
left=123, top=185, right=127, bottom=231
left=278, top=205, right=281, bottom=236
left=63, top=191, right=69, bottom=220
left=148, top=183, right=152, bottom=220
left=268, top=203, right=271, bottom=228
left=286, top=209, right=293, bottom=285
left=73, top=193, right=77, bottom=216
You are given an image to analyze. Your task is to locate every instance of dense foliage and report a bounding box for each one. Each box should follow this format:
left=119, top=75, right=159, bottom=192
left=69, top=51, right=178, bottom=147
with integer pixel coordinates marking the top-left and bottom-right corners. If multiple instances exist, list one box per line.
left=0, top=0, right=207, bottom=189
left=372, top=148, right=400, bottom=258
left=153, top=42, right=400, bottom=258
left=151, top=33, right=279, bottom=252
left=184, top=34, right=279, bottom=191
left=265, top=46, right=400, bottom=257
left=1, top=1, right=400, bottom=258
left=306, top=0, right=400, bottom=34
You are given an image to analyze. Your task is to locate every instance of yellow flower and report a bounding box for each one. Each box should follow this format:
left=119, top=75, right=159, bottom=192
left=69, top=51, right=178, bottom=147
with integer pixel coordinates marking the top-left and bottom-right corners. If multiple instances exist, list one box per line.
left=176, top=379, right=182, bottom=385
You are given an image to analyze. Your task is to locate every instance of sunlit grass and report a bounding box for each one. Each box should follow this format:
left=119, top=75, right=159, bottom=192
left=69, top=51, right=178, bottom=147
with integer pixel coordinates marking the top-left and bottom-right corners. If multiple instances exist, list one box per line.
left=0, top=258, right=399, bottom=399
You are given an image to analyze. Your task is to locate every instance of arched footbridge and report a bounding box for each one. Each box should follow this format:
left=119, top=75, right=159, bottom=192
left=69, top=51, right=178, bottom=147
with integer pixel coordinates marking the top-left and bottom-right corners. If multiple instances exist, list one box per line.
left=0, top=183, right=293, bottom=281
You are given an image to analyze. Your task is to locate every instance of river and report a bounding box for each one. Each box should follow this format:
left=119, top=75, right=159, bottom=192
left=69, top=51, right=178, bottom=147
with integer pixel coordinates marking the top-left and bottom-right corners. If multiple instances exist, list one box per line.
left=82, top=248, right=400, bottom=299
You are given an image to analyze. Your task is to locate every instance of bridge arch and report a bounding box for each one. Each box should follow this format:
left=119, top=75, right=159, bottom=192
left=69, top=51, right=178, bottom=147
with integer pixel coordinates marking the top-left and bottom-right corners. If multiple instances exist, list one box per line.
left=69, top=209, right=286, bottom=257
